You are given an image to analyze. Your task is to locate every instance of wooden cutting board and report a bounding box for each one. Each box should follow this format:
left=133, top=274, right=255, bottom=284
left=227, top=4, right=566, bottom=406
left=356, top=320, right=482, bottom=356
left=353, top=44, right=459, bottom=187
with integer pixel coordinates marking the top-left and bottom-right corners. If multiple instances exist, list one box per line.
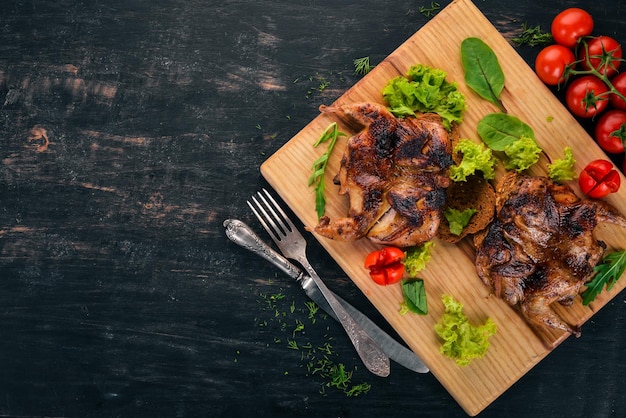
left=260, top=0, right=626, bottom=415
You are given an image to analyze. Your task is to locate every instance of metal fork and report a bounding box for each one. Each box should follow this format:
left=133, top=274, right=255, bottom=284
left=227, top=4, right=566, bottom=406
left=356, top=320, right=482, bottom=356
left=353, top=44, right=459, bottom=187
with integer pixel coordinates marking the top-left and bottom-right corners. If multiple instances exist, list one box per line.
left=248, top=189, right=390, bottom=377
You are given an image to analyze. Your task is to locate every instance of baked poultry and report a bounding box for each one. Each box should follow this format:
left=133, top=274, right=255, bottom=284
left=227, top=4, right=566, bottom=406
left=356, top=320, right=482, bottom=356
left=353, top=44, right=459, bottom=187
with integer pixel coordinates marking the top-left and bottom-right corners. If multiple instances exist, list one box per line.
left=475, top=171, right=626, bottom=337
left=313, top=102, right=454, bottom=247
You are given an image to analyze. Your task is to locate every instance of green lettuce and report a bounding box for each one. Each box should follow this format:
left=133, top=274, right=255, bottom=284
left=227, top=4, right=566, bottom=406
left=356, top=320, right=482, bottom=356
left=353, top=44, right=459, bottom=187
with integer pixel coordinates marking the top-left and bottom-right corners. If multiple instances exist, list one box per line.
left=434, top=295, right=497, bottom=367
left=382, top=64, right=466, bottom=130
left=548, top=146, right=577, bottom=181
left=403, top=241, right=435, bottom=278
left=444, top=208, right=477, bottom=235
left=502, top=135, right=542, bottom=171
left=449, top=139, right=497, bottom=181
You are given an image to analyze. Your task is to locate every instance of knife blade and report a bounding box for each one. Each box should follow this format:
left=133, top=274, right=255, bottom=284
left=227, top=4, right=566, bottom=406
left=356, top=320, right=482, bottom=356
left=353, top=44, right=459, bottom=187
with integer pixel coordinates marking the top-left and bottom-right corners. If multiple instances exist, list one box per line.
left=223, top=218, right=429, bottom=374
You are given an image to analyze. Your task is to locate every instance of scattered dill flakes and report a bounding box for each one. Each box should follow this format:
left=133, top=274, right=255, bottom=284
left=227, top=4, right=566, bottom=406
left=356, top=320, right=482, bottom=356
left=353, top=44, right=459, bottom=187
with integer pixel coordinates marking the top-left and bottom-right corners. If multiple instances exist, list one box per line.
left=512, top=23, right=553, bottom=47
left=419, top=2, right=441, bottom=18
left=255, top=289, right=371, bottom=397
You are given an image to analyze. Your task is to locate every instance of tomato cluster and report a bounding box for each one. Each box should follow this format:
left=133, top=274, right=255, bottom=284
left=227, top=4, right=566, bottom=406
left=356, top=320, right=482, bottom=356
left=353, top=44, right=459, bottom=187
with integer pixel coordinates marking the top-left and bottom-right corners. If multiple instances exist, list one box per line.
left=534, top=8, right=626, bottom=178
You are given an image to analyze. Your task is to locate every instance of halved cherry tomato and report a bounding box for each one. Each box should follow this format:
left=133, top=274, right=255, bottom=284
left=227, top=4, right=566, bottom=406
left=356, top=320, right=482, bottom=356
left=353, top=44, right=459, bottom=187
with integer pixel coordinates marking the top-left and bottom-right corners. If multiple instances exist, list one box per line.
left=609, top=72, right=626, bottom=111
left=594, top=110, right=626, bottom=154
left=565, top=75, right=609, bottom=118
left=364, top=247, right=405, bottom=285
left=535, top=45, right=576, bottom=86
left=578, top=159, right=621, bottom=198
left=551, top=8, right=594, bottom=48
left=578, top=36, right=622, bottom=77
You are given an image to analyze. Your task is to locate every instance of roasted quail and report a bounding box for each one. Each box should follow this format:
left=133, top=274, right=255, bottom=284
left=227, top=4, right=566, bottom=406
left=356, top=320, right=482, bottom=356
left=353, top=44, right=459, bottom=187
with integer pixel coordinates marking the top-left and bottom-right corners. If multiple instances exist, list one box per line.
left=475, top=171, right=626, bottom=337
left=313, top=102, right=454, bottom=247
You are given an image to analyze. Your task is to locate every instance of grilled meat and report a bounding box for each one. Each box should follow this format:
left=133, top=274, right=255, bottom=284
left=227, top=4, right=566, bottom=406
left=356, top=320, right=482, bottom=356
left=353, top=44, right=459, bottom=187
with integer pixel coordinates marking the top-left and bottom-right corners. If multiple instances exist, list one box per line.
left=313, top=102, right=454, bottom=247
left=475, top=172, right=626, bottom=337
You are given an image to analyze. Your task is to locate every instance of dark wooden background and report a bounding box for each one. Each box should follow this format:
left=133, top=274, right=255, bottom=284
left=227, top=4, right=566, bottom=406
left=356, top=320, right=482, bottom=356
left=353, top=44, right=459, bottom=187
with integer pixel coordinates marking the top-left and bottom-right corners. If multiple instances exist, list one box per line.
left=1, top=0, right=624, bottom=417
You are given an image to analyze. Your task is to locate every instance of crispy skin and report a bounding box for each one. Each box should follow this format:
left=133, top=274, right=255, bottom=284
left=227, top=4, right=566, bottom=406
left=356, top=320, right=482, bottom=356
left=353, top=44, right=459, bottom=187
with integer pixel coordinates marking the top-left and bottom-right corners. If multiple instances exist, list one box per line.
left=313, top=102, right=453, bottom=247
left=475, top=172, right=626, bottom=337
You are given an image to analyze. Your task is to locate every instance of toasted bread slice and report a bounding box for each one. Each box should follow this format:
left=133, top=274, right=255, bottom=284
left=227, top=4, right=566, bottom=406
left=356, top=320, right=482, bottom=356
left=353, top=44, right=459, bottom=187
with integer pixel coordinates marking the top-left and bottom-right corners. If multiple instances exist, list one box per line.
left=438, top=175, right=496, bottom=243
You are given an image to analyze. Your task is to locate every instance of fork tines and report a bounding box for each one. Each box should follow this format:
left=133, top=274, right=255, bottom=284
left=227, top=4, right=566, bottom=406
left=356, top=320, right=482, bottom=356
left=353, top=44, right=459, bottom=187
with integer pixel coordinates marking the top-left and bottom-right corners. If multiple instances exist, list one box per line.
left=247, top=189, right=296, bottom=244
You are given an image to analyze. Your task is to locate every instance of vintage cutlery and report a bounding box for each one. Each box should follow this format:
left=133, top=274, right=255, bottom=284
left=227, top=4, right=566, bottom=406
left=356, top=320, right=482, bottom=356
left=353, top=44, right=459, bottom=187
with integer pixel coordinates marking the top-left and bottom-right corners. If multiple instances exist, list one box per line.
left=247, top=189, right=390, bottom=377
left=223, top=218, right=429, bottom=374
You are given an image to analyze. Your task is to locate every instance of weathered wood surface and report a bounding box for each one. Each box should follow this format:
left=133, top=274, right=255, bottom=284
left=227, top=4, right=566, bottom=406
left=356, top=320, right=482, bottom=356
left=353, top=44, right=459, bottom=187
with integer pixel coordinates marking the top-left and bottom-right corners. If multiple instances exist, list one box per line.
left=0, top=0, right=624, bottom=417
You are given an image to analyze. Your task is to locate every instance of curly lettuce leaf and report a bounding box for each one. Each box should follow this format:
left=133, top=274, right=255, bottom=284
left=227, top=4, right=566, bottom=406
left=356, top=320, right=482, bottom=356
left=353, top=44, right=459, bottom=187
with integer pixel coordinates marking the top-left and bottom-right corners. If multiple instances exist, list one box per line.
left=449, top=139, right=497, bottom=181
left=444, top=208, right=477, bottom=235
left=403, top=241, right=435, bottom=278
left=382, top=64, right=466, bottom=130
left=502, top=135, right=542, bottom=171
left=434, top=295, right=497, bottom=367
left=548, top=146, right=577, bottom=181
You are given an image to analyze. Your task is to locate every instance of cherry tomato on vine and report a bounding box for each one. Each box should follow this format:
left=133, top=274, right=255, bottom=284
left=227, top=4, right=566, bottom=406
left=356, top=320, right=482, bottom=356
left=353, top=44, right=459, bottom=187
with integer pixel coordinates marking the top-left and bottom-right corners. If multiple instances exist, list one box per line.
left=578, top=159, right=621, bottom=198
left=609, top=72, right=626, bottom=111
left=535, top=45, right=576, bottom=86
left=551, top=8, right=594, bottom=48
left=594, top=110, right=626, bottom=154
left=578, top=35, right=623, bottom=77
left=364, top=247, right=405, bottom=286
left=565, top=75, right=609, bottom=118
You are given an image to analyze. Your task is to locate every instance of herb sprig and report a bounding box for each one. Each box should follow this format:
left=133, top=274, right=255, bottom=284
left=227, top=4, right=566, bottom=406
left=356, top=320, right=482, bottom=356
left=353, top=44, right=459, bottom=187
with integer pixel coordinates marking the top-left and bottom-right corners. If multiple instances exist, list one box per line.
left=308, top=122, right=347, bottom=220
left=419, top=2, right=441, bottom=18
left=353, top=56, right=374, bottom=75
left=512, top=23, right=553, bottom=47
left=581, top=250, right=626, bottom=305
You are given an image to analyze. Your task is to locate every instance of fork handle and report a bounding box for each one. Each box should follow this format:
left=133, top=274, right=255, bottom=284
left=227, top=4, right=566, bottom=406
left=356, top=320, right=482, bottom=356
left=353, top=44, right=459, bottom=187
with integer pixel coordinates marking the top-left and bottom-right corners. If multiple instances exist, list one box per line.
left=298, top=261, right=391, bottom=377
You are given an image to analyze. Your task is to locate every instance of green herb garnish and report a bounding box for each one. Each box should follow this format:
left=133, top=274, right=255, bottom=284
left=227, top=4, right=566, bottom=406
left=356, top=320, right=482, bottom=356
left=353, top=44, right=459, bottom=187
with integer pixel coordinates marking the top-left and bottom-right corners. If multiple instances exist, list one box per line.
left=382, top=63, right=466, bottom=130
left=502, top=135, right=542, bottom=171
left=401, top=279, right=428, bottom=315
left=461, top=37, right=506, bottom=113
left=353, top=56, right=374, bottom=75
left=449, top=138, right=497, bottom=181
left=403, top=241, right=435, bottom=277
left=512, top=23, right=553, bottom=47
left=581, top=250, right=626, bottom=306
left=477, top=113, right=538, bottom=150
left=419, top=1, right=441, bottom=18
left=435, top=295, right=497, bottom=366
left=308, top=122, right=347, bottom=220
left=548, top=146, right=577, bottom=181
left=444, top=208, right=477, bottom=235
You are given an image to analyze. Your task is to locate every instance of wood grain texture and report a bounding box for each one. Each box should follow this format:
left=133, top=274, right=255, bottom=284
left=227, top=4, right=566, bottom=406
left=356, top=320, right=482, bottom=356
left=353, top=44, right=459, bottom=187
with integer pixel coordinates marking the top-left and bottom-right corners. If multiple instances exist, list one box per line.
left=261, top=0, right=626, bottom=415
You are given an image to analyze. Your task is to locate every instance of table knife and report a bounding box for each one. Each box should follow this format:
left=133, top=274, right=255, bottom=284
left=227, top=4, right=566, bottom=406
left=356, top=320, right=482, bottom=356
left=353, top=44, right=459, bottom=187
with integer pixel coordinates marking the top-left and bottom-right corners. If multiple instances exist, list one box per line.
left=223, top=218, right=429, bottom=374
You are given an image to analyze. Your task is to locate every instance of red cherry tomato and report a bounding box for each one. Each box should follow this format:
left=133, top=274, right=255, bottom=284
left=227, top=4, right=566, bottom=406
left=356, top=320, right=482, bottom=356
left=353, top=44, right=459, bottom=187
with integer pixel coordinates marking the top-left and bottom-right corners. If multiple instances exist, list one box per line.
left=551, top=8, right=594, bottom=48
left=578, top=36, right=623, bottom=77
left=594, top=110, right=626, bottom=154
left=578, top=159, right=621, bottom=198
left=364, top=247, right=405, bottom=285
left=535, top=45, right=576, bottom=86
left=609, top=72, right=626, bottom=111
left=565, top=75, right=609, bottom=118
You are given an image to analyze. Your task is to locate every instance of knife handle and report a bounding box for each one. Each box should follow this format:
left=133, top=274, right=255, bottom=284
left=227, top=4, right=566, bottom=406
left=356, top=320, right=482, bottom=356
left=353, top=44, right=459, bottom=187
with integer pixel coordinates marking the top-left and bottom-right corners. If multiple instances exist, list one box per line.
left=224, top=219, right=304, bottom=282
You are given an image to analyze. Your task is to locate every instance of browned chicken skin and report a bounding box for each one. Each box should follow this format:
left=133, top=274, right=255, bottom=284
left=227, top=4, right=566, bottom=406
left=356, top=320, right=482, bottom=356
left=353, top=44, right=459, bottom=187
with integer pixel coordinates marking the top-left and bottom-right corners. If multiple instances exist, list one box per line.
left=475, top=172, right=626, bottom=337
left=313, top=102, right=453, bottom=247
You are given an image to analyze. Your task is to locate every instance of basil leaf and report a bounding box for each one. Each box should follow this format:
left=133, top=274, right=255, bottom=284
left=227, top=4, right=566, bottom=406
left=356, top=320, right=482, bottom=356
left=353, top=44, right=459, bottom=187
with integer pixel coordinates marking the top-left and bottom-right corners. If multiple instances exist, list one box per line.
left=401, top=279, right=428, bottom=315
left=461, top=37, right=506, bottom=113
left=477, top=113, right=536, bottom=151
